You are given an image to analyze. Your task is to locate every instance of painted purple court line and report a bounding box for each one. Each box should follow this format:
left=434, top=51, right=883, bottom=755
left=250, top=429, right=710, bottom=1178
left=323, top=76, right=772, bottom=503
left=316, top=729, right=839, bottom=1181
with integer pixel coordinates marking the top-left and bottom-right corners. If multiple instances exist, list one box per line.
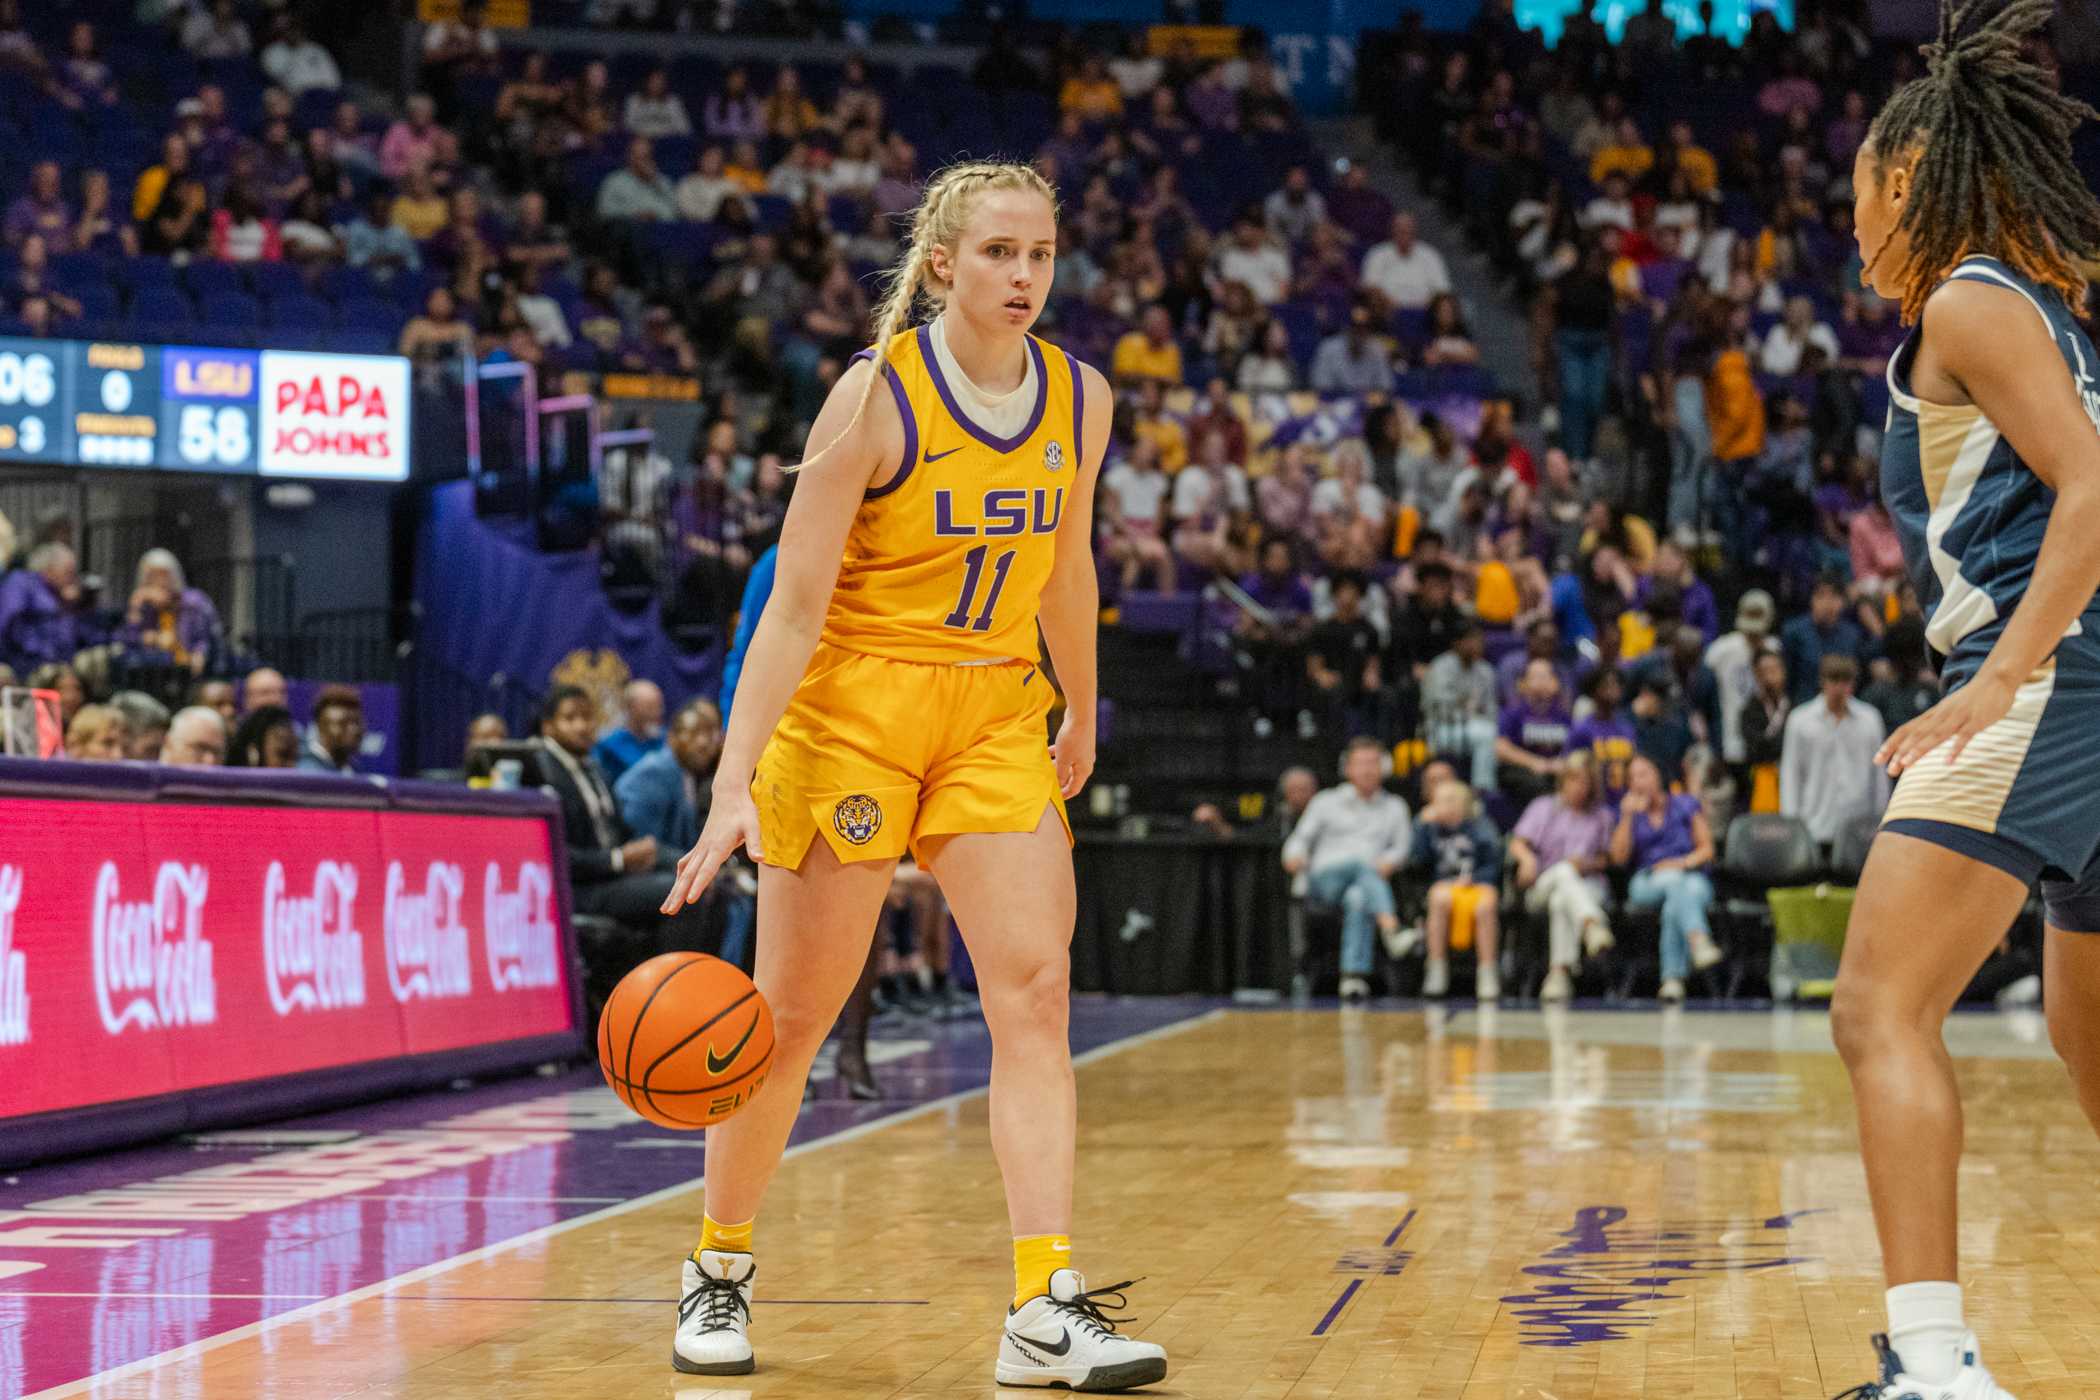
left=0, top=995, right=1219, bottom=1400
left=1311, top=1279, right=1363, bottom=1337
left=1311, top=1210, right=1418, bottom=1337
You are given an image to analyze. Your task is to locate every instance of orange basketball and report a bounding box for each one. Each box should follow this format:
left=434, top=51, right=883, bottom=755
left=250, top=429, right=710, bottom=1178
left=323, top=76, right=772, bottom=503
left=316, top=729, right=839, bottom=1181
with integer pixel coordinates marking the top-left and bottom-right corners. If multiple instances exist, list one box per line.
left=597, top=952, right=775, bottom=1129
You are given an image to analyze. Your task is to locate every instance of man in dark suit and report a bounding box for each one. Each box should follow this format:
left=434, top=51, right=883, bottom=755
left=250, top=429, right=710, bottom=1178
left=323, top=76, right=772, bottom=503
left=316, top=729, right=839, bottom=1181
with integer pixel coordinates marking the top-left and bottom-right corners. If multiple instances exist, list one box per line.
left=537, top=683, right=678, bottom=926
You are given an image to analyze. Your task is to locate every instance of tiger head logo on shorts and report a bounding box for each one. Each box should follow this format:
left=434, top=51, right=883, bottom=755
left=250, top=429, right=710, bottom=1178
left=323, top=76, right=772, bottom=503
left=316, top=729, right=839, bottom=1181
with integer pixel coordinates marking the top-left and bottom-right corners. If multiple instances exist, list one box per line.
left=832, top=794, right=883, bottom=846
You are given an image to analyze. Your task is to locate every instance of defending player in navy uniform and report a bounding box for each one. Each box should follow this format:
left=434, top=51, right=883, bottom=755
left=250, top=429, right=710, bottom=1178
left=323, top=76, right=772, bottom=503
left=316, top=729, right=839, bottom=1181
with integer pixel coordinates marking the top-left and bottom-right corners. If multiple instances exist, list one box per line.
left=1829, top=3, right=2100, bottom=1397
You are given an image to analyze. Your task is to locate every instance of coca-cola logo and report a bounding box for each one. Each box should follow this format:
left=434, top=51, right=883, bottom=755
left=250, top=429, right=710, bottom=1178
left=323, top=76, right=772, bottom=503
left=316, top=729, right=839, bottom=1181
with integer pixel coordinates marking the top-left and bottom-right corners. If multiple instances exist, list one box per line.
left=383, top=861, right=472, bottom=1002
left=0, top=865, right=26, bottom=1046
left=91, top=861, right=216, bottom=1035
left=263, top=860, right=367, bottom=1016
left=483, top=862, right=560, bottom=993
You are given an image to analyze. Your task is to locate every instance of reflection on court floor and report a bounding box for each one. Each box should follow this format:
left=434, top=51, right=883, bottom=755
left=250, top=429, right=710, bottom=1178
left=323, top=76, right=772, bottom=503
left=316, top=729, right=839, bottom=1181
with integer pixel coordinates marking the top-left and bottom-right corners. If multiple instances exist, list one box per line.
left=7, top=999, right=2098, bottom=1399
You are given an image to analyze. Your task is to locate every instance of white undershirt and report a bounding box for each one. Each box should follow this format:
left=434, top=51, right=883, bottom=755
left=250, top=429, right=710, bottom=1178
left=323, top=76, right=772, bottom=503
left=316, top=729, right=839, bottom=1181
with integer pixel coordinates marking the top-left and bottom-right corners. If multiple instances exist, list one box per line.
left=929, top=314, right=1037, bottom=440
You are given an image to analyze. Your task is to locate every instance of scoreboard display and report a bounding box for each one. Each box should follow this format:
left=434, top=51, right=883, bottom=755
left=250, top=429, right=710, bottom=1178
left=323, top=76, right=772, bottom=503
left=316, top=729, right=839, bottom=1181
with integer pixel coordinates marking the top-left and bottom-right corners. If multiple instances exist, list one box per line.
left=0, top=339, right=411, bottom=481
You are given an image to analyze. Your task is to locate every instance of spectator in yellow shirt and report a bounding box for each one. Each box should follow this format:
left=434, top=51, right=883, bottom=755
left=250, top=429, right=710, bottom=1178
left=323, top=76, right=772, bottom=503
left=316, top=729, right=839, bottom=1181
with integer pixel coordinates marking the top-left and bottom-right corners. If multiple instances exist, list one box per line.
left=1705, top=341, right=1767, bottom=465
left=723, top=140, right=767, bottom=195
left=133, top=132, right=193, bottom=224
left=1131, top=379, right=1188, bottom=473
left=1587, top=118, right=1654, bottom=187
left=1059, top=55, right=1124, bottom=122
left=1665, top=120, right=1718, bottom=196
left=1111, top=304, right=1185, bottom=385
left=387, top=165, right=449, bottom=242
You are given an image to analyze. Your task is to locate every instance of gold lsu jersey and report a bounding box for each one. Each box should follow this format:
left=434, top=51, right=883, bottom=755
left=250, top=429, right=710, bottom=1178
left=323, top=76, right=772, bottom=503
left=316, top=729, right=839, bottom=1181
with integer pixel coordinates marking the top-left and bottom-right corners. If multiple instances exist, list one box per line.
left=820, top=325, right=1086, bottom=664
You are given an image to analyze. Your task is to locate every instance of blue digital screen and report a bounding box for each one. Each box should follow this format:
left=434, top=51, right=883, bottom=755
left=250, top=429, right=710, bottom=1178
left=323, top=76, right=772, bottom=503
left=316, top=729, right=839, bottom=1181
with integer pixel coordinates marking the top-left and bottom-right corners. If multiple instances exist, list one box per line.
left=1516, top=0, right=1794, bottom=48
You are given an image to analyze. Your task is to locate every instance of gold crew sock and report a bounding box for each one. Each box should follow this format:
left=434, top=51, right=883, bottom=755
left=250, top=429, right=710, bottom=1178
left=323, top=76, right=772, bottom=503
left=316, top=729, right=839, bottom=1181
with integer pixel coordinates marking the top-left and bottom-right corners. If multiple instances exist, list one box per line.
left=1013, top=1233, right=1071, bottom=1309
left=693, top=1213, right=754, bottom=1263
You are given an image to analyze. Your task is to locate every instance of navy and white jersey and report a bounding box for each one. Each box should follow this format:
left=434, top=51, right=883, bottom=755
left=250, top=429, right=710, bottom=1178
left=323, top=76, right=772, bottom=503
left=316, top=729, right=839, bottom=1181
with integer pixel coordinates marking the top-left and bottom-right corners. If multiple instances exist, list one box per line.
left=1881, top=255, right=2100, bottom=686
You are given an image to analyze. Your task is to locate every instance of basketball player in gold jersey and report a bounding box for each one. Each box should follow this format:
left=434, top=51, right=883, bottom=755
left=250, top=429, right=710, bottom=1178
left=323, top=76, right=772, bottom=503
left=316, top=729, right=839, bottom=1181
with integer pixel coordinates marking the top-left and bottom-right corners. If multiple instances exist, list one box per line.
left=657, top=160, right=1167, bottom=1392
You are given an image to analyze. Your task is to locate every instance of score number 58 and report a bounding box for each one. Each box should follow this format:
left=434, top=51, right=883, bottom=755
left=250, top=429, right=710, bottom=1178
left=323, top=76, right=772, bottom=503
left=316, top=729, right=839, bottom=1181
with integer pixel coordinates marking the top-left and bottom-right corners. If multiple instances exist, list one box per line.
left=178, top=405, right=251, bottom=465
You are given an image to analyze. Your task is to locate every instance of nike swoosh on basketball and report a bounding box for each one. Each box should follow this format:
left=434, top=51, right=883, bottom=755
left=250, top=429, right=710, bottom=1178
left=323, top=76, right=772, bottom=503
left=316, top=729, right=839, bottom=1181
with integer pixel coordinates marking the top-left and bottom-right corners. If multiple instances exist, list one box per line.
left=706, top=1013, right=760, bottom=1075
left=924, top=446, right=964, bottom=462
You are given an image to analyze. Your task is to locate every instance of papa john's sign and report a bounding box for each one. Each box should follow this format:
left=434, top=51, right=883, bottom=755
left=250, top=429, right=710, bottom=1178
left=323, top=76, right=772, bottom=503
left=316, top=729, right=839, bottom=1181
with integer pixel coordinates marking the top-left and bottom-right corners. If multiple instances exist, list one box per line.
left=0, top=798, right=574, bottom=1121
left=258, top=351, right=412, bottom=481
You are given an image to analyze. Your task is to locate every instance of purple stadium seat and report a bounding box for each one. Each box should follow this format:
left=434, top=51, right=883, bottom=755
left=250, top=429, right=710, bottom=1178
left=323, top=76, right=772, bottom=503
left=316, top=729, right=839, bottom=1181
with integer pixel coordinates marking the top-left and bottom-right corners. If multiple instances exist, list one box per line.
left=128, top=286, right=194, bottom=336
left=1116, top=593, right=1201, bottom=634
left=181, top=260, right=242, bottom=303
left=119, top=256, right=176, bottom=291
left=246, top=261, right=303, bottom=303
left=337, top=296, right=400, bottom=334
left=202, top=291, right=262, bottom=337
left=72, top=284, right=120, bottom=325
left=265, top=294, right=331, bottom=335
left=315, top=263, right=378, bottom=306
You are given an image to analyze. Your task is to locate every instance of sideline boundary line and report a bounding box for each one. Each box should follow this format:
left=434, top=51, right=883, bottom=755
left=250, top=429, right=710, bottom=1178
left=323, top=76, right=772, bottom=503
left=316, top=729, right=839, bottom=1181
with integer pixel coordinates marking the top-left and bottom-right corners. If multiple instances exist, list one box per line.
left=23, top=1006, right=1227, bottom=1400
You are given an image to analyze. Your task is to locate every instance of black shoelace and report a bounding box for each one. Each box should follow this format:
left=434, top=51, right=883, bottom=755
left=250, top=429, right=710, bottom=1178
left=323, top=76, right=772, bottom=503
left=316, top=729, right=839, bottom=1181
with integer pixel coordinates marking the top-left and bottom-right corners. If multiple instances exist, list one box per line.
left=679, top=1269, right=750, bottom=1333
left=1048, top=1279, right=1142, bottom=1340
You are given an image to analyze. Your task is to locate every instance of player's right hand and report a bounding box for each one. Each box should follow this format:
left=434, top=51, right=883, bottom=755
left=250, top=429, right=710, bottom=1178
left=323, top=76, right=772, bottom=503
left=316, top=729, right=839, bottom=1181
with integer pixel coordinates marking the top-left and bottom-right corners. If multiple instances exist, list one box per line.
left=661, top=789, right=764, bottom=914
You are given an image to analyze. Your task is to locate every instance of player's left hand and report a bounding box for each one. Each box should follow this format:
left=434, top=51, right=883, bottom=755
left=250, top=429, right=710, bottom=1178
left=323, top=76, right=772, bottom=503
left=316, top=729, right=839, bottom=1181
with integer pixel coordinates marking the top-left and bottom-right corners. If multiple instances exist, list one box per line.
left=1051, top=710, right=1095, bottom=798
left=1878, top=670, right=2017, bottom=775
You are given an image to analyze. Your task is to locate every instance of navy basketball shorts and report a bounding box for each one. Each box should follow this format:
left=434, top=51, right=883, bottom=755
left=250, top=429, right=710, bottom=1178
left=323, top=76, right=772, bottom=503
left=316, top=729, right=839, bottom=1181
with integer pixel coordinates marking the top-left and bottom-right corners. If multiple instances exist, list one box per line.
left=1881, top=630, right=2100, bottom=932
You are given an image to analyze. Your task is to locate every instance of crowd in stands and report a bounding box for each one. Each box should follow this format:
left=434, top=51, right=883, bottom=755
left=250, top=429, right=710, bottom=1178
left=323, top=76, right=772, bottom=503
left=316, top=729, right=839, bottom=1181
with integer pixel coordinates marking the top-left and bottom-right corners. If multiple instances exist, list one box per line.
left=1, top=1, right=2092, bottom=1011
left=1241, top=0, right=2096, bottom=1002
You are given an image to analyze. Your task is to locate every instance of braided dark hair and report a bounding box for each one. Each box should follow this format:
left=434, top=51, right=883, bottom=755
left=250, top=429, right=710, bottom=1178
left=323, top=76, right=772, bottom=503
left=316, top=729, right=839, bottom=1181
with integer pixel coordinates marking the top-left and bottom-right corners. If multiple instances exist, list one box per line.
left=1865, top=0, right=2100, bottom=324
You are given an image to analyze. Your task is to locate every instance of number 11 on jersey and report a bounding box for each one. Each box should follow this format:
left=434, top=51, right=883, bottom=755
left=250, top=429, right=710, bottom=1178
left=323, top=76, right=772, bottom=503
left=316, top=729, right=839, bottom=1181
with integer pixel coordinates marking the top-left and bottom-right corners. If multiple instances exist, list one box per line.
left=944, top=544, right=1016, bottom=632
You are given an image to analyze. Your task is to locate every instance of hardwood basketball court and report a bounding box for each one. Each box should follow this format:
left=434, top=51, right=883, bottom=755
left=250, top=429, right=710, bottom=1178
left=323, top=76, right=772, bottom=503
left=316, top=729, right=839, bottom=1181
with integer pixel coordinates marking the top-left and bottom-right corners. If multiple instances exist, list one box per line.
left=8, top=1000, right=2098, bottom=1399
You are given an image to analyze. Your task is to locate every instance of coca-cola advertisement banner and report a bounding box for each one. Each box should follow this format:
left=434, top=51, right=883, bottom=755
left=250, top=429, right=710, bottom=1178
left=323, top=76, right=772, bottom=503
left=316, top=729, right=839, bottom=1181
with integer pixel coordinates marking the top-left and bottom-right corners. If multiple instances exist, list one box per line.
left=0, top=796, right=575, bottom=1122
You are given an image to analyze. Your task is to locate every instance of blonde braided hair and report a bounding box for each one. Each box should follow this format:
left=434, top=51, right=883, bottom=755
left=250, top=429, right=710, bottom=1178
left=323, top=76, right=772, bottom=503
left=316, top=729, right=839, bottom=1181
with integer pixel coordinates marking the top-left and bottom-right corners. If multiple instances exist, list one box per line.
left=794, top=159, right=1060, bottom=473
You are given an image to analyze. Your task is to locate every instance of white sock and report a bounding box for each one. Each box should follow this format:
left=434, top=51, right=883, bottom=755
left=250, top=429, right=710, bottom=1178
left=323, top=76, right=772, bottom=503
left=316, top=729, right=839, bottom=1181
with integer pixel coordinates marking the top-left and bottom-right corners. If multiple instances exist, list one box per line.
left=1887, top=1281, right=1965, bottom=1385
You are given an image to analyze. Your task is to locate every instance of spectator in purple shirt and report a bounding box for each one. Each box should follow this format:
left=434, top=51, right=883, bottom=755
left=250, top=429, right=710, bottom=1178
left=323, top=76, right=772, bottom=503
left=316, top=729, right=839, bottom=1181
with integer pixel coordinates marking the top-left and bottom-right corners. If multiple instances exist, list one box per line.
left=1638, top=224, right=1694, bottom=307
left=1511, top=758, right=1616, bottom=1000
left=703, top=67, right=765, bottom=144
left=1566, top=667, right=1637, bottom=806
left=1836, top=291, right=1904, bottom=377
left=1232, top=538, right=1314, bottom=736
left=1495, top=657, right=1573, bottom=806
left=1495, top=618, right=1571, bottom=705
left=119, top=548, right=222, bottom=674
left=0, top=542, right=83, bottom=676
left=1326, top=163, right=1395, bottom=250
left=1825, top=89, right=1869, bottom=170
left=1610, top=754, right=1722, bottom=1002
left=1640, top=541, right=1719, bottom=644
left=5, top=161, right=72, bottom=252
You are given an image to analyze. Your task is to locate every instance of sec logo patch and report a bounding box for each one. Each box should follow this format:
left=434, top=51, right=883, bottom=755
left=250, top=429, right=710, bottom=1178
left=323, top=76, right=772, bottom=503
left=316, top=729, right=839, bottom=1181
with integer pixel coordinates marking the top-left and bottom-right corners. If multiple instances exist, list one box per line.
left=833, top=794, right=883, bottom=846
left=1043, top=438, right=1064, bottom=471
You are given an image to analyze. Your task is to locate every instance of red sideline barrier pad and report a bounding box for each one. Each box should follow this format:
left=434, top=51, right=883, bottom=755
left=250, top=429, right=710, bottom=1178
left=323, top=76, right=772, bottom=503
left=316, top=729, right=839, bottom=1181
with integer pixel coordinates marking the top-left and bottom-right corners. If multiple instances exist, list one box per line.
left=0, top=797, right=573, bottom=1120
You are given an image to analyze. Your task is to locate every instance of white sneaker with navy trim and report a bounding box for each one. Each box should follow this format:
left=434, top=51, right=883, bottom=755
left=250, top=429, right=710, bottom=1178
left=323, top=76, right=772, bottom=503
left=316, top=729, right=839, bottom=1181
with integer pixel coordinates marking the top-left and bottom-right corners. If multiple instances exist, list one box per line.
left=997, top=1269, right=1168, bottom=1392
left=672, top=1250, right=755, bottom=1375
left=1832, top=1331, right=2016, bottom=1398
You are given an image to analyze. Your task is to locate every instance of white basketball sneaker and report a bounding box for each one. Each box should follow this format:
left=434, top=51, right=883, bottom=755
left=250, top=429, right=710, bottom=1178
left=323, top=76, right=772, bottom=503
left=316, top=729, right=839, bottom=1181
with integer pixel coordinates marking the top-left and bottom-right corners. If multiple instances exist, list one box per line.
left=997, top=1269, right=1168, bottom=1392
left=673, top=1250, right=755, bottom=1375
left=1422, top=958, right=1450, bottom=997
left=1832, top=1332, right=2017, bottom=1398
